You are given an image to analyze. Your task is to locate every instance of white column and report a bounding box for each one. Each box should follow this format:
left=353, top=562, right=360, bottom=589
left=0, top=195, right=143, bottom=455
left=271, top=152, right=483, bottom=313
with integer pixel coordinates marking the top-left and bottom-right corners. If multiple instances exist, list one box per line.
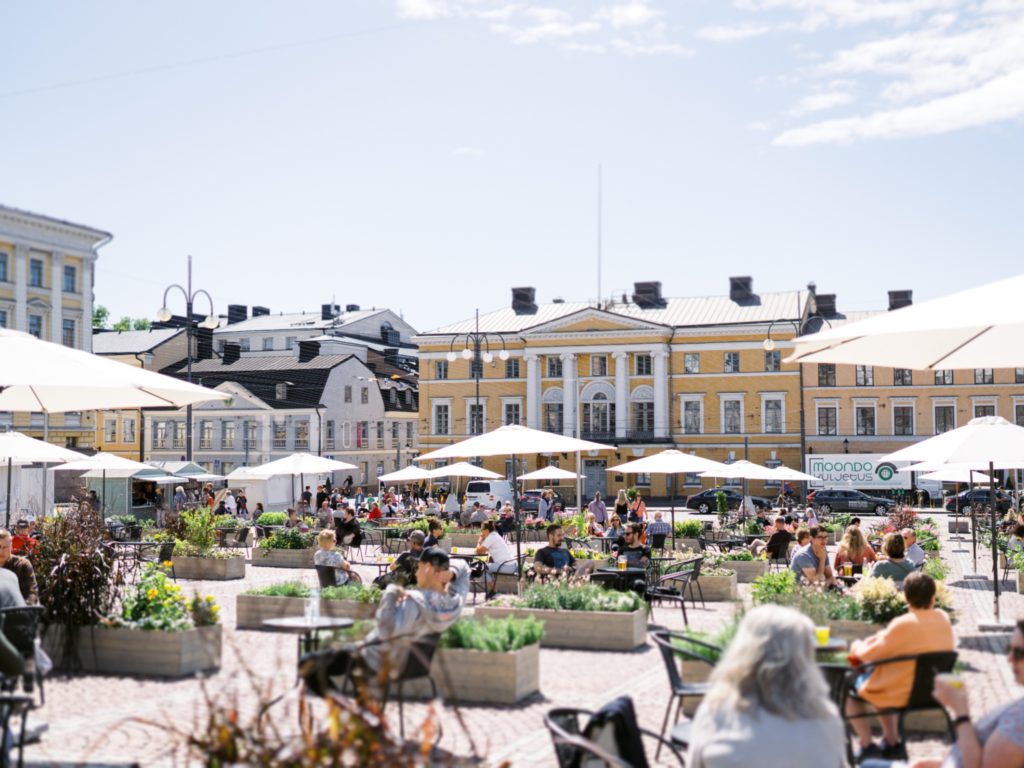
left=653, top=350, right=669, bottom=438
left=525, top=354, right=540, bottom=429
left=50, top=251, right=63, bottom=344
left=562, top=353, right=577, bottom=437
left=260, top=414, right=272, bottom=456
left=13, top=245, right=27, bottom=331
left=80, top=257, right=93, bottom=351
left=613, top=351, right=628, bottom=439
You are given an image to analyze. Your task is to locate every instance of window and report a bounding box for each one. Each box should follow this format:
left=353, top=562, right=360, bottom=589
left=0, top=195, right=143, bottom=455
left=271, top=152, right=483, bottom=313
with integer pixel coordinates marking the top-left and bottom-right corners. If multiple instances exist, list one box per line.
left=356, top=421, right=368, bottom=448
left=764, top=351, right=781, bottom=372
left=30, top=413, right=43, bottom=428
left=546, top=356, right=563, bottom=378
left=221, top=421, right=235, bottom=449
left=433, top=404, right=450, bottom=435
left=975, top=369, right=994, bottom=384
left=543, top=403, right=563, bottom=433
left=974, top=403, right=996, bottom=418
left=199, top=420, right=213, bottom=449
left=361, top=387, right=369, bottom=404
left=375, top=421, right=384, bottom=445
left=344, top=385, right=352, bottom=403
left=286, top=336, right=297, bottom=350
left=173, top=422, right=186, bottom=449
left=856, top=406, right=876, bottom=435
left=122, top=417, right=136, bottom=443
left=682, top=400, right=702, bottom=434
left=724, top=352, right=740, bottom=373
left=105, top=417, right=117, bottom=442
left=28, top=315, right=42, bottom=339
left=504, top=402, right=521, bottom=425
left=934, top=405, right=955, bottom=434
left=635, top=354, right=652, bottom=376
left=935, top=370, right=954, bottom=385
left=469, top=403, right=484, bottom=435
left=295, top=421, right=309, bottom=450
left=238, top=338, right=250, bottom=352
left=61, top=318, right=76, bottom=347
left=633, top=401, right=654, bottom=434
left=722, top=399, right=742, bottom=434
left=894, top=406, right=914, bottom=436
left=590, top=355, right=608, bottom=377
left=406, top=422, right=413, bottom=441
left=434, top=361, right=448, bottom=380
left=0, top=412, right=11, bottom=427
left=817, top=406, right=838, bottom=436
left=63, top=264, right=76, bottom=292
left=275, top=382, right=288, bottom=400
left=582, top=393, right=614, bottom=437
left=856, top=366, right=874, bottom=386
left=684, top=353, right=700, bottom=374
left=389, top=422, right=399, bottom=443
left=1016, top=404, right=1024, bottom=428
left=243, top=420, right=258, bottom=449
left=65, top=411, right=81, bottom=427
left=154, top=422, right=167, bottom=449
left=0, top=253, right=7, bottom=281
left=0, top=310, right=6, bottom=329
left=470, top=356, right=482, bottom=379
left=29, top=258, right=43, bottom=287
left=273, top=420, right=287, bottom=449
left=324, top=420, right=335, bottom=450
left=262, top=338, right=274, bottom=351
left=818, top=364, right=836, bottom=387
left=763, top=398, right=783, bottom=433
left=894, top=368, right=913, bottom=386
left=505, top=358, right=520, bottom=378
left=1017, top=369, right=1024, bottom=384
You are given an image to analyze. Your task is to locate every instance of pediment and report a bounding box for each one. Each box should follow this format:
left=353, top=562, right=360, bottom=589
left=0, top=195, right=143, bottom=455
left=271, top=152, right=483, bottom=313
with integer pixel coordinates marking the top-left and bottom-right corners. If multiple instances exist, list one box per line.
left=522, top=308, right=668, bottom=337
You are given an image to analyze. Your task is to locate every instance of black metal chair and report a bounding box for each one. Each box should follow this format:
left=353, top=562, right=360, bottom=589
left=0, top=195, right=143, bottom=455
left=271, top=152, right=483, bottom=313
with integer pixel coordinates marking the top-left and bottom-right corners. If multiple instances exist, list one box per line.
left=650, top=532, right=668, bottom=551
left=315, top=565, right=342, bottom=588
left=683, top=556, right=705, bottom=608
left=0, top=606, right=45, bottom=708
left=646, top=562, right=701, bottom=626
left=544, top=699, right=684, bottom=768
left=650, top=630, right=711, bottom=759
left=492, top=554, right=529, bottom=599
left=839, top=651, right=958, bottom=765
left=222, top=526, right=251, bottom=558
left=382, top=634, right=441, bottom=740
left=767, top=539, right=792, bottom=571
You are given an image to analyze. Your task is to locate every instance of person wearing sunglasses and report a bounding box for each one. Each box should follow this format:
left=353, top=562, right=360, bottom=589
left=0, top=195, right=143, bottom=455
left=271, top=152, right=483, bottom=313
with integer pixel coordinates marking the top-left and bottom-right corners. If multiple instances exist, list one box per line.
left=911, top=619, right=1024, bottom=768
left=789, top=525, right=837, bottom=588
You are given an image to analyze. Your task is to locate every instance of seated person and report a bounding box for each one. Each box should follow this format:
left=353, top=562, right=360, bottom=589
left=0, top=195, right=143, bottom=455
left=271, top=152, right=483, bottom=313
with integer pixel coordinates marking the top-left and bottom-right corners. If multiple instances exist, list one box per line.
left=301, top=548, right=470, bottom=694
left=789, top=525, right=836, bottom=588
left=497, top=503, right=516, bottom=535
left=585, top=512, right=603, bottom=537
left=284, top=508, right=308, bottom=531
left=612, top=523, right=650, bottom=569
left=754, top=507, right=769, bottom=528
left=313, top=530, right=357, bottom=585
left=475, top=520, right=516, bottom=598
left=0, top=530, right=37, bottom=605
left=366, top=502, right=383, bottom=521
left=834, top=525, right=877, bottom=570
left=846, top=573, right=955, bottom=762
left=871, top=533, right=916, bottom=584
left=11, top=520, right=38, bottom=556
left=533, top=524, right=577, bottom=578
left=603, top=514, right=625, bottom=542
left=765, top=516, right=795, bottom=560
left=644, top=511, right=672, bottom=545
left=214, top=499, right=229, bottom=516
left=468, top=503, right=490, bottom=527
left=901, top=527, right=926, bottom=567
left=1008, top=523, right=1024, bottom=553
left=316, top=502, right=333, bottom=530
left=378, top=530, right=426, bottom=587
left=423, top=519, right=444, bottom=548
left=334, top=507, right=363, bottom=549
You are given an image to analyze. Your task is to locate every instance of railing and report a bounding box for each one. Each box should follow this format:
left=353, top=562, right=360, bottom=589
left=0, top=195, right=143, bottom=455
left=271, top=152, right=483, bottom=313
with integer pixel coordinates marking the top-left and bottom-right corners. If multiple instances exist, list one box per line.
left=199, top=439, right=212, bottom=449
left=172, top=439, right=184, bottom=449
left=580, top=430, right=616, bottom=442
left=244, top=438, right=258, bottom=449
left=154, top=439, right=167, bottom=449
left=272, top=439, right=287, bottom=449
left=295, top=439, right=309, bottom=450
left=220, top=440, right=234, bottom=449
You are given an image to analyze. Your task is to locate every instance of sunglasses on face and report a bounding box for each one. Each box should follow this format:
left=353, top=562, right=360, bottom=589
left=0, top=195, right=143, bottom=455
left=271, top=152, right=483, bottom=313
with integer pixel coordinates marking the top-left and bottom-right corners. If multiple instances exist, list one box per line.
left=1010, top=646, right=1024, bottom=661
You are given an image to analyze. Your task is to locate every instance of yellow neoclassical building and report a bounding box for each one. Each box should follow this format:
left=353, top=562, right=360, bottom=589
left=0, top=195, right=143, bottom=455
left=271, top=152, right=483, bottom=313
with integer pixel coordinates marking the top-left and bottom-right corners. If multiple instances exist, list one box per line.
left=415, top=279, right=813, bottom=502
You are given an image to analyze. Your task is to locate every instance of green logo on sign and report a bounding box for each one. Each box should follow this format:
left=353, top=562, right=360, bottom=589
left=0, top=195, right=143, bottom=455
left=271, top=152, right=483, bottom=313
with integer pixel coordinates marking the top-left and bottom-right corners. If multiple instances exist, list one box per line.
left=876, top=462, right=897, bottom=482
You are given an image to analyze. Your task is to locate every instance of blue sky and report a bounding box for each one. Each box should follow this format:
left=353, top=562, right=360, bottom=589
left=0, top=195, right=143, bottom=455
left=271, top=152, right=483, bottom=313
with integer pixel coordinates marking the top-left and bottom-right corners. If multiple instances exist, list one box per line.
left=2, top=0, right=1021, bottom=332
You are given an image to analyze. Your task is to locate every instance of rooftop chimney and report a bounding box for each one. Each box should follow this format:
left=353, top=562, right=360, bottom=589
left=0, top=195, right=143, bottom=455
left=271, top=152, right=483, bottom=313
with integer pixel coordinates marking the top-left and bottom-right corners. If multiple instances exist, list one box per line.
left=298, top=340, right=320, bottom=363
left=321, top=304, right=340, bottom=321
left=632, top=281, right=665, bottom=309
left=815, top=294, right=838, bottom=317
left=384, top=347, right=399, bottom=365
left=252, top=306, right=270, bottom=317
left=345, top=304, right=360, bottom=313
left=227, top=305, right=248, bottom=325
left=195, top=326, right=214, bottom=360
left=512, top=287, right=537, bottom=315
left=729, top=276, right=753, bottom=303
left=222, top=341, right=241, bottom=365
left=888, top=290, right=913, bottom=311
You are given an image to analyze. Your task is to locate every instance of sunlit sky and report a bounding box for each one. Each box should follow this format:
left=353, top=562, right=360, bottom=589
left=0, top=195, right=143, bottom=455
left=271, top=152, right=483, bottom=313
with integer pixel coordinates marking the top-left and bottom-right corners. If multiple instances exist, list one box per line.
left=2, top=1, right=1022, bottom=332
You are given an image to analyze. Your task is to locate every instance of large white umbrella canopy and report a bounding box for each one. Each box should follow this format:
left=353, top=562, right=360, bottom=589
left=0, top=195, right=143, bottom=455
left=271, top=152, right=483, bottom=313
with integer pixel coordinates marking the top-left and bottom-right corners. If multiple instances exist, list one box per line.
left=0, top=328, right=231, bottom=412
left=225, top=466, right=266, bottom=482
left=787, top=274, right=1024, bottom=370
left=246, top=453, right=358, bottom=478
left=608, top=449, right=727, bottom=476
left=518, top=466, right=582, bottom=481
left=416, top=424, right=606, bottom=461
left=770, top=465, right=820, bottom=483
left=377, top=465, right=433, bottom=483
left=880, top=417, right=1024, bottom=470
left=920, top=468, right=992, bottom=484
left=55, top=453, right=155, bottom=479
left=427, top=462, right=503, bottom=480
left=0, top=432, right=83, bottom=526
left=700, top=459, right=779, bottom=481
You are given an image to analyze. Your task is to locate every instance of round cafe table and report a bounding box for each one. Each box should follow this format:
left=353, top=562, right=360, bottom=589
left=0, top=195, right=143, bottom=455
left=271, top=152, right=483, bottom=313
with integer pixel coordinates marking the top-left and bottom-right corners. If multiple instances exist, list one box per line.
left=263, top=615, right=355, bottom=656
left=594, top=565, right=646, bottom=591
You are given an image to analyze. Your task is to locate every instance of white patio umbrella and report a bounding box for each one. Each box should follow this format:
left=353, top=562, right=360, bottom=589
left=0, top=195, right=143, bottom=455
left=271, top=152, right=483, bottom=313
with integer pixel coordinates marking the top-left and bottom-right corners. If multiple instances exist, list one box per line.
left=786, top=274, right=1024, bottom=370
left=880, top=416, right=1024, bottom=625
left=699, top=459, right=779, bottom=481
left=609, top=450, right=730, bottom=546
left=0, top=432, right=83, bottom=526
left=0, top=328, right=232, bottom=411
left=920, top=468, right=992, bottom=484
left=415, top=425, right=607, bottom=560
left=427, top=462, right=503, bottom=480
left=225, top=466, right=265, bottom=481
left=377, top=465, right=433, bottom=483
left=770, top=465, right=820, bottom=483
left=246, top=453, right=358, bottom=507
left=518, top=466, right=582, bottom=482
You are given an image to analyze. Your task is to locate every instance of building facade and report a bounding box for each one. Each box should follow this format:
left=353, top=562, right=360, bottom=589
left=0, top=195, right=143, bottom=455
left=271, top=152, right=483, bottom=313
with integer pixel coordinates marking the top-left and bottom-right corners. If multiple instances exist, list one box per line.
left=0, top=204, right=112, bottom=448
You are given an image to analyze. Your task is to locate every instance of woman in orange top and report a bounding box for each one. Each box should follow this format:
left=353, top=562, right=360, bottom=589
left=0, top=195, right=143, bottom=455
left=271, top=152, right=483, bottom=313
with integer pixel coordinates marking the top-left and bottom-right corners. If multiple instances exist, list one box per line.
left=834, top=525, right=877, bottom=569
left=845, top=572, right=955, bottom=761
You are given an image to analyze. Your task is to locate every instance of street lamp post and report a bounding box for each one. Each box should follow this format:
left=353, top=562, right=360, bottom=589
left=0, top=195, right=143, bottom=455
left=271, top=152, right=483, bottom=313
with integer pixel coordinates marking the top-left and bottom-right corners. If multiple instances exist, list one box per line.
left=445, top=309, right=509, bottom=439
left=157, top=256, right=218, bottom=463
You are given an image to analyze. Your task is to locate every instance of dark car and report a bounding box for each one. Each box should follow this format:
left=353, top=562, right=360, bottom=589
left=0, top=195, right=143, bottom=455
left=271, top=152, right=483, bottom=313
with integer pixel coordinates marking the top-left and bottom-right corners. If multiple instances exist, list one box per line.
left=945, top=488, right=1012, bottom=513
left=811, top=489, right=894, bottom=516
left=519, top=489, right=564, bottom=513
left=684, top=488, right=771, bottom=514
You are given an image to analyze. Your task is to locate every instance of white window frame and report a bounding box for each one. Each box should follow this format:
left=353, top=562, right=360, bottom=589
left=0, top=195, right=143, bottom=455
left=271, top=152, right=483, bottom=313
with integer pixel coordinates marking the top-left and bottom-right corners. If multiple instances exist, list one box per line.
left=683, top=352, right=700, bottom=374
left=466, top=397, right=487, bottom=435
left=815, top=399, right=839, bottom=436
left=890, top=398, right=916, bottom=437
left=679, top=394, right=704, bottom=435
left=720, top=394, right=745, bottom=435
left=431, top=398, right=452, bottom=436
left=760, top=392, right=785, bottom=434
left=972, top=396, right=997, bottom=419
left=122, top=416, right=136, bottom=443
left=635, top=353, right=652, bottom=376
left=104, top=417, right=117, bottom=442
left=590, top=354, right=608, bottom=377
left=262, top=337, right=274, bottom=351
left=1014, top=396, right=1024, bottom=428
left=501, top=396, right=523, bottom=426
left=854, top=400, right=878, bottom=436
left=723, top=352, right=740, bottom=374
left=932, top=398, right=957, bottom=435
left=435, top=360, right=448, bottom=380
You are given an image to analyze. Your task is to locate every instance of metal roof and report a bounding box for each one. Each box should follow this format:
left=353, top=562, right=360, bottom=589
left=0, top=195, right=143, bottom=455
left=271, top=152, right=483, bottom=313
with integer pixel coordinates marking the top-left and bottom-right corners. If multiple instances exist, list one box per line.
left=92, top=327, right=184, bottom=355
left=421, top=290, right=809, bottom=336
left=214, top=308, right=386, bottom=334
left=182, top=354, right=354, bottom=374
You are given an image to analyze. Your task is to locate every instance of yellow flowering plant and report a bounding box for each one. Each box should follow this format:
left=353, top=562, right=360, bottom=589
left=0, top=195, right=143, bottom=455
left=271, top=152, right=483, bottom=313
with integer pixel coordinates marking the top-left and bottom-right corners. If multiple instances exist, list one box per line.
left=117, top=563, right=219, bottom=631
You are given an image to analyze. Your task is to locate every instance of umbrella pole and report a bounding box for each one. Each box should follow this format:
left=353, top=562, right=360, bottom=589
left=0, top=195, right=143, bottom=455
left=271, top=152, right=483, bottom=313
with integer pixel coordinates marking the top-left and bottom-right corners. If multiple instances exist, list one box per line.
left=970, top=476, right=978, bottom=573
left=103, top=470, right=107, bottom=519
left=5, top=458, right=11, bottom=529
left=512, top=455, right=521, bottom=565
left=670, top=474, right=676, bottom=551
left=991, top=460, right=1000, bottom=623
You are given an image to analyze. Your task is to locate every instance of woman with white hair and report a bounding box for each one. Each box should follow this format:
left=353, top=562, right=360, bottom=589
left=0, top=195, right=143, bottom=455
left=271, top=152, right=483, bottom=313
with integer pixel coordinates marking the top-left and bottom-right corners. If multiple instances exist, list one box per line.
left=687, top=605, right=845, bottom=768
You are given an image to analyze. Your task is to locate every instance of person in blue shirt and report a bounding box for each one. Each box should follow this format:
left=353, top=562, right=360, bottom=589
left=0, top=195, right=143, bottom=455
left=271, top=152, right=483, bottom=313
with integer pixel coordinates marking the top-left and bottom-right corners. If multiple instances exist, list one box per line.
left=533, top=524, right=576, bottom=577
left=789, top=525, right=837, bottom=588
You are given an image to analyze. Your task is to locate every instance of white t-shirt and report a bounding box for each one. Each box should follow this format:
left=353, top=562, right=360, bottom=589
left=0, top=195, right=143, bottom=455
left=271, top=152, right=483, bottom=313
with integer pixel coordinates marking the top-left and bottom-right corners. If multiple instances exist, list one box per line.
left=224, top=493, right=236, bottom=514
left=481, top=531, right=514, bottom=567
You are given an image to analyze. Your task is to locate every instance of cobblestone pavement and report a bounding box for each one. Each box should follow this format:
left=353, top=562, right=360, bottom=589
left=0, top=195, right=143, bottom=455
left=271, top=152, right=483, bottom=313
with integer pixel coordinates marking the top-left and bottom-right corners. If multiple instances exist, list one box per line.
left=21, top=512, right=1024, bottom=766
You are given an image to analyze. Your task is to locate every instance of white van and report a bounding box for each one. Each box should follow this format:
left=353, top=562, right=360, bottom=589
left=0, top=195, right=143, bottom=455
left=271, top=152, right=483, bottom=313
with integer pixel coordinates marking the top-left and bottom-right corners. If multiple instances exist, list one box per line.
left=464, top=480, right=516, bottom=509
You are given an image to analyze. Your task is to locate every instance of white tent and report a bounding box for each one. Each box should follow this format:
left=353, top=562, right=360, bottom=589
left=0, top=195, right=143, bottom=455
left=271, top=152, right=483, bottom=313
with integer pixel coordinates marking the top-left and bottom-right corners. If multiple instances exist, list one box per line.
left=0, top=432, right=83, bottom=526
left=377, top=465, right=433, bottom=483
left=57, top=453, right=154, bottom=478
left=518, top=466, right=582, bottom=481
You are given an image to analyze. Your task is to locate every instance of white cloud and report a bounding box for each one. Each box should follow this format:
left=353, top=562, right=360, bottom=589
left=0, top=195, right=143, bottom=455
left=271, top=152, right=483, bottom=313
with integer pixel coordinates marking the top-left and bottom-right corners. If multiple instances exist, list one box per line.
left=396, top=0, right=451, bottom=20
left=791, top=90, right=855, bottom=114
left=697, top=23, right=776, bottom=42
left=453, top=146, right=486, bottom=156
left=611, top=37, right=692, bottom=56
left=594, top=2, right=662, bottom=29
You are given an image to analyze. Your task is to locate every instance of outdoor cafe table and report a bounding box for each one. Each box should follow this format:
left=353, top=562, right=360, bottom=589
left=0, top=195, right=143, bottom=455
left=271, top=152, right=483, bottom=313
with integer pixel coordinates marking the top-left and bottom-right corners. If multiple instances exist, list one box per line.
left=594, top=565, right=646, bottom=591
left=108, top=541, right=160, bottom=578
left=349, top=556, right=396, bottom=577
left=262, top=615, right=355, bottom=656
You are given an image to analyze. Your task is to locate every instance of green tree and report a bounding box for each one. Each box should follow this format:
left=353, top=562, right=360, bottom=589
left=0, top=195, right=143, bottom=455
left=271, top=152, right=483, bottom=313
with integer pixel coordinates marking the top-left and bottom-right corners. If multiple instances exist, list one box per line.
left=132, top=318, right=151, bottom=331
left=112, top=316, right=133, bottom=331
left=92, top=305, right=110, bottom=329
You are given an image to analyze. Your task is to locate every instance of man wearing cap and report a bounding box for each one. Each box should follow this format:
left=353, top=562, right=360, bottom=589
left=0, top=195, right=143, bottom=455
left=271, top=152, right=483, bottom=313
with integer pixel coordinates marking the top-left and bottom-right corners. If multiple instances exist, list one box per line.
left=379, top=530, right=426, bottom=587
left=0, top=529, right=37, bottom=604
left=11, top=520, right=37, bottom=557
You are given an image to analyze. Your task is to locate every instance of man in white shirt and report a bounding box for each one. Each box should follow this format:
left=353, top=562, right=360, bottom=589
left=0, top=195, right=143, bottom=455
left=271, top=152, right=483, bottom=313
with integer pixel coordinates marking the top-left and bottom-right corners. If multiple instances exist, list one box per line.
left=901, top=528, right=926, bottom=567
left=475, top=520, right=516, bottom=598
left=223, top=490, right=236, bottom=515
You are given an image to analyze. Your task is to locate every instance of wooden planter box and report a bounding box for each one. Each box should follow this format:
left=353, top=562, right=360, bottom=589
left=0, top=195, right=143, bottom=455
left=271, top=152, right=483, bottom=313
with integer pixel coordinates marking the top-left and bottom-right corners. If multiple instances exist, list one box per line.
left=719, top=559, right=767, bottom=583
left=449, top=533, right=483, bottom=548
left=172, top=555, right=245, bottom=580
left=828, top=619, right=880, bottom=642
left=696, top=572, right=738, bottom=601
left=1016, top=571, right=1024, bottom=593
left=474, top=605, right=647, bottom=651
left=681, top=660, right=714, bottom=716
left=253, top=548, right=317, bottom=568
left=401, top=643, right=540, bottom=705
left=235, top=594, right=378, bottom=629
left=44, top=624, right=222, bottom=677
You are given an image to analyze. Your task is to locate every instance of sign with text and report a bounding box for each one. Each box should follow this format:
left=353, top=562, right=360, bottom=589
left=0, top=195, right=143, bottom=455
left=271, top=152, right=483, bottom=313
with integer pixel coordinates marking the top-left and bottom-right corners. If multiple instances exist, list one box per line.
left=804, top=454, right=910, bottom=490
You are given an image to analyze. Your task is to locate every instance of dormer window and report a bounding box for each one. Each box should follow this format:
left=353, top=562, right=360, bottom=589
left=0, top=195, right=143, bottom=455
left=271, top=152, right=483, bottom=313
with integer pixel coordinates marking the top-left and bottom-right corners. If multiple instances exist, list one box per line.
left=275, top=382, right=288, bottom=400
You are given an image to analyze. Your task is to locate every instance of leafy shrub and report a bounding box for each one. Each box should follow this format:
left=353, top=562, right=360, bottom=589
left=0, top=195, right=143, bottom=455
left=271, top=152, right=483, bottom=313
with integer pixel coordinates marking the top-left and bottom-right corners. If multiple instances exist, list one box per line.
left=116, top=563, right=220, bottom=631
left=181, top=507, right=217, bottom=554
left=516, top=582, right=642, bottom=613
left=256, top=511, right=288, bottom=526
left=244, top=581, right=383, bottom=604
left=108, top=514, right=138, bottom=526
left=751, top=570, right=797, bottom=604
left=440, top=617, right=545, bottom=652
left=743, top=519, right=764, bottom=536
left=172, top=540, right=244, bottom=558
left=214, top=515, right=239, bottom=530
left=715, top=490, right=729, bottom=515
left=245, top=581, right=309, bottom=598
left=674, top=519, right=704, bottom=538
left=850, top=576, right=908, bottom=625
left=923, top=557, right=948, bottom=581
left=671, top=619, right=741, bottom=664
left=257, top=528, right=316, bottom=550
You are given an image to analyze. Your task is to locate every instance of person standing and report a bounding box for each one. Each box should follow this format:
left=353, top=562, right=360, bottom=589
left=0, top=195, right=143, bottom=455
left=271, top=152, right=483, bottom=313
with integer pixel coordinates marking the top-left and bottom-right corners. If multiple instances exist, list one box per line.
left=629, top=491, right=647, bottom=524
left=235, top=489, right=248, bottom=517
left=613, top=489, right=629, bottom=523
left=588, top=492, right=607, bottom=526
left=223, top=489, right=237, bottom=516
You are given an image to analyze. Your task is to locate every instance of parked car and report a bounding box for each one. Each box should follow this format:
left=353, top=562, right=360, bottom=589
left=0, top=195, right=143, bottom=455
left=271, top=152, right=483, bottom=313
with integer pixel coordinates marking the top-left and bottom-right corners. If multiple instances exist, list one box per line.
left=684, top=488, right=771, bottom=514
left=464, top=480, right=517, bottom=509
left=811, top=489, right=894, bottom=516
left=945, top=488, right=1012, bottom=513
left=519, top=489, right=564, bottom=513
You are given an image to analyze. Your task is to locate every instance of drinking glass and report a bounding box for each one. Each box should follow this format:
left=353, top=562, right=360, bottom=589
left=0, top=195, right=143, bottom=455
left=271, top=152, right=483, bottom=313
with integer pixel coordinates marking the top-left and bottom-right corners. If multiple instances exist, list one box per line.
left=815, top=626, right=831, bottom=647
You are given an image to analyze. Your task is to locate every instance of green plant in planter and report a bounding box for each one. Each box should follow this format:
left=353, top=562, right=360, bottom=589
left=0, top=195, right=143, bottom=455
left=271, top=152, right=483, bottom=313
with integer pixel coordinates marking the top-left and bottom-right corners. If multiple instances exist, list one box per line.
left=116, top=563, right=221, bottom=631
left=214, top=515, right=239, bottom=530
left=440, top=617, right=545, bottom=652
left=181, top=507, right=217, bottom=554
left=256, top=511, right=288, bottom=526
left=256, top=528, right=316, bottom=550
left=719, top=550, right=754, bottom=562
left=743, top=519, right=764, bottom=536
left=715, top=490, right=729, bottom=515
left=244, top=581, right=383, bottom=603
left=670, top=618, right=741, bottom=663
left=751, top=570, right=797, bottom=604
left=108, top=514, right=139, bottom=527
left=517, top=582, right=643, bottom=613
left=923, top=558, right=949, bottom=582
left=674, top=519, right=704, bottom=538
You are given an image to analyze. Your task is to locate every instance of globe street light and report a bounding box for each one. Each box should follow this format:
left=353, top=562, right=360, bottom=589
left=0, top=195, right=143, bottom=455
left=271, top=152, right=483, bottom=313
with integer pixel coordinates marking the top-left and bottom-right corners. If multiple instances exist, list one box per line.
left=446, top=309, right=510, bottom=436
